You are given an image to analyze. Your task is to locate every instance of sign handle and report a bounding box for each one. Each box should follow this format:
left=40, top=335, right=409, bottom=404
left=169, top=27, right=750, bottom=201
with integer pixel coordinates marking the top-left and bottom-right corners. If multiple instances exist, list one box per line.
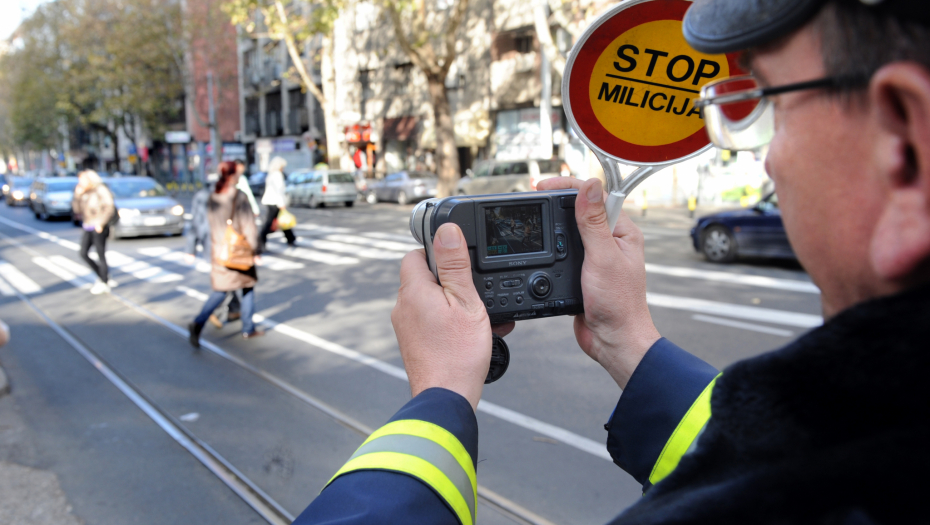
left=594, top=151, right=670, bottom=231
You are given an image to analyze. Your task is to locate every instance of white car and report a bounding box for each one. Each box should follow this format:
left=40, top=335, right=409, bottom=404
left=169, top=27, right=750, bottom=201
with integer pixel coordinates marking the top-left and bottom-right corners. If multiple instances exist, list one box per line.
left=286, top=170, right=358, bottom=208
left=457, top=159, right=566, bottom=195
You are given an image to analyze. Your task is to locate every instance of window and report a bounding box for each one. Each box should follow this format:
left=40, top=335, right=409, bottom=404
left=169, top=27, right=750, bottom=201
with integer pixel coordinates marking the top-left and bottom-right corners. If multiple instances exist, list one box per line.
left=385, top=173, right=402, bottom=182
left=47, top=181, right=78, bottom=193
left=394, top=63, right=413, bottom=95
left=359, top=69, right=374, bottom=100
left=472, top=163, right=491, bottom=177
left=328, top=173, right=355, bottom=184
left=515, top=35, right=534, bottom=54
left=535, top=160, right=560, bottom=174
left=105, top=179, right=167, bottom=198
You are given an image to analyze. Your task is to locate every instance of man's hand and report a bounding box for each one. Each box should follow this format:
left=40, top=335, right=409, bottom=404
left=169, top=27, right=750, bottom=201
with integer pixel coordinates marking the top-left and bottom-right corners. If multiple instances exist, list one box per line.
left=537, top=177, right=660, bottom=389
left=392, top=224, right=513, bottom=410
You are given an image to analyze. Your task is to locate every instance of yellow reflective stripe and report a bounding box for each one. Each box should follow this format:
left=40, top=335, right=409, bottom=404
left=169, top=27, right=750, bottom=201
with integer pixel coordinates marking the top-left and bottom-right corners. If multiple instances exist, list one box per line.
left=322, top=419, right=477, bottom=525
left=356, top=419, right=477, bottom=493
left=648, top=374, right=720, bottom=486
left=329, top=451, right=474, bottom=525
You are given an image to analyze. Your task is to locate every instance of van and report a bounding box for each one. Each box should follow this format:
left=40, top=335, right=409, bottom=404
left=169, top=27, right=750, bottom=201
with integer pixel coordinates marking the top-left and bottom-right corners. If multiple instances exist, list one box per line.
left=456, top=159, right=565, bottom=195
left=286, top=170, right=358, bottom=208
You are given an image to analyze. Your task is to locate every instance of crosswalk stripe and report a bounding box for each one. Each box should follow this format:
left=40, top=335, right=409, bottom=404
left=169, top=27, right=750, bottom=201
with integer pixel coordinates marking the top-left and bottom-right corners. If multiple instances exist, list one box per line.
left=321, top=233, right=420, bottom=252
left=48, top=255, right=95, bottom=280
left=281, top=237, right=403, bottom=260
left=0, top=274, right=15, bottom=296
left=274, top=244, right=359, bottom=266
left=32, top=257, right=91, bottom=289
left=363, top=231, right=420, bottom=244
left=0, top=259, right=42, bottom=294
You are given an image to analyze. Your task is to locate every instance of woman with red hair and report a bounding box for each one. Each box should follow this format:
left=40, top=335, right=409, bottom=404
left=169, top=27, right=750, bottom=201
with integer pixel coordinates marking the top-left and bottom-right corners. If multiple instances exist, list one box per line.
left=188, top=161, right=264, bottom=347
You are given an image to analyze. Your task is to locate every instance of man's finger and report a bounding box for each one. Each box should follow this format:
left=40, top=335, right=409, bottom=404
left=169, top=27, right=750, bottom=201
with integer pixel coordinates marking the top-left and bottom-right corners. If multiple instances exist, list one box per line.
left=432, top=223, right=480, bottom=308
left=537, top=176, right=583, bottom=192
left=399, top=249, right=435, bottom=289
left=575, top=179, right=618, bottom=263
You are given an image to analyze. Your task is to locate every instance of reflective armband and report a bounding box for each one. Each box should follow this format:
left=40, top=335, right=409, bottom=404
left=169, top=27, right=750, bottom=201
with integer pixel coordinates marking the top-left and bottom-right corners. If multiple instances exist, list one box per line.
left=324, top=419, right=478, bottom=525
left=648, top=374, right=720, bottom=486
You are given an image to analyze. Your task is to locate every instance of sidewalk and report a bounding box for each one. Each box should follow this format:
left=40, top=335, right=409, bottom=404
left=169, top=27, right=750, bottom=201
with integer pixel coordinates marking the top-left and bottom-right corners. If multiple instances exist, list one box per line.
left=623, top=204, right=731, bottom=230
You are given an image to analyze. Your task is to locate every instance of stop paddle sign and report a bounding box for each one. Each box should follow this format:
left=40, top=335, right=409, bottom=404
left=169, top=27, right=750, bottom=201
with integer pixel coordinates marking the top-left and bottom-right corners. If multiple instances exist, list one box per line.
left=564, top=0, right=742, bottom=164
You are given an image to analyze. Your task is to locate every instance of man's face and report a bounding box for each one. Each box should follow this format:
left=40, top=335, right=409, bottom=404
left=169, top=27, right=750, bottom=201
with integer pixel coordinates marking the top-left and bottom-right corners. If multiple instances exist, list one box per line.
left=235, top=163, right=246, bottom=176
left=752, top=26, right=890, bottom=316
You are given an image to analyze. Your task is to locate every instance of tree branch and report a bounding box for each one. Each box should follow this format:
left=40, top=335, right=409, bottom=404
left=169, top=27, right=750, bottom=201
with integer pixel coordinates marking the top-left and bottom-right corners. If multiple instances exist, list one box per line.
left=272, top=0, right=327, bottom=106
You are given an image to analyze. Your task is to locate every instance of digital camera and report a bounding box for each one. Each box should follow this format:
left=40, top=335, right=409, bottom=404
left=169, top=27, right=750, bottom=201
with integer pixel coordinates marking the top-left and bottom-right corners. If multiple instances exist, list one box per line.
left=410, top=190, right=584, bottom=324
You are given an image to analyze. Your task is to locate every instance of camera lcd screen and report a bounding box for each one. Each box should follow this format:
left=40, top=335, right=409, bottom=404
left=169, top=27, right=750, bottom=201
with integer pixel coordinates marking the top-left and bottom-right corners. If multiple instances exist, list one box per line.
left=485, top=204, right=544, bottom=257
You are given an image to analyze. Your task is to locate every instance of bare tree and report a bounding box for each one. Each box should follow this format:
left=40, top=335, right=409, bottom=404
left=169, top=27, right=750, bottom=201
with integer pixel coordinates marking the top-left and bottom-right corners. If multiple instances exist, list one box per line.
left=384, top=0, right=469, bottom=197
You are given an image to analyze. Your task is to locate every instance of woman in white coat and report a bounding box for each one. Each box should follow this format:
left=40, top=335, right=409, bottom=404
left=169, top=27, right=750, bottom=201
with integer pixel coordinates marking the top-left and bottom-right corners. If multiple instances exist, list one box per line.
left=258, top=156, right=296, bottom=252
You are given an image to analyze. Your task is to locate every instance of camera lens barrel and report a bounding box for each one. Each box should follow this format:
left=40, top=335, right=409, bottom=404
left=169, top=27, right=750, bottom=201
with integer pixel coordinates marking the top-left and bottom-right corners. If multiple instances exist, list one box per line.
left=409, top=199, right=436, bottom=245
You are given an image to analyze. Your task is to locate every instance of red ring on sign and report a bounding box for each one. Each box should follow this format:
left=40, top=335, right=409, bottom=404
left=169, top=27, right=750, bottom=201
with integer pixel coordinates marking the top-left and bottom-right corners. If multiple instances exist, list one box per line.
left=568, top=0, right=742, bottom=163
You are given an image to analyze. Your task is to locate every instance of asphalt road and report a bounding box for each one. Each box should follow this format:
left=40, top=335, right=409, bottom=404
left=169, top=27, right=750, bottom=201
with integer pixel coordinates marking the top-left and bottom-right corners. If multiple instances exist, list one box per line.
left=0, top=196, right=822, bottom=525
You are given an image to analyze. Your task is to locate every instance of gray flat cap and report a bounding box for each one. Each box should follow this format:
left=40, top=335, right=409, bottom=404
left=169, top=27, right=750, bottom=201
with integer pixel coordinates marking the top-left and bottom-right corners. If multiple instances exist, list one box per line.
left=683, top=0, right=930, bottom=54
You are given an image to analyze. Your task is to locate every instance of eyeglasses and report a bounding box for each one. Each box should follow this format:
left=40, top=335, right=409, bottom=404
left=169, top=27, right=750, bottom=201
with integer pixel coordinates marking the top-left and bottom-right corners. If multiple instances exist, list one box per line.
left=695, top=75, right=866, bottom=151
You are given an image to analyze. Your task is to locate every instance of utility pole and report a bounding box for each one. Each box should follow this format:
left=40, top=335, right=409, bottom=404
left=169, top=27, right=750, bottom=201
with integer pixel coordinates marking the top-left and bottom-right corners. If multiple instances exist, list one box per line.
left=538, top=2, right=553, bottom=160
left=207, top=71, right=222, bottom=178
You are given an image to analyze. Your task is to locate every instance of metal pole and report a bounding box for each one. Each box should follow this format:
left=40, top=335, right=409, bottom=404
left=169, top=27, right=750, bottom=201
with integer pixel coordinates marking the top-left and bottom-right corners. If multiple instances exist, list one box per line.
left=208, top=71, right=221, bottom=179
left=595, top=149, right=667, bottom=232
left=539, top=27, right=553, bottom=160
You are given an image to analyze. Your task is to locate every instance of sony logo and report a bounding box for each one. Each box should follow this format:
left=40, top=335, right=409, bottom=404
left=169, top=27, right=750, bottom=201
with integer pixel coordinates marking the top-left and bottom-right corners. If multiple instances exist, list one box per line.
left=508, top=261, right=528, bottom=266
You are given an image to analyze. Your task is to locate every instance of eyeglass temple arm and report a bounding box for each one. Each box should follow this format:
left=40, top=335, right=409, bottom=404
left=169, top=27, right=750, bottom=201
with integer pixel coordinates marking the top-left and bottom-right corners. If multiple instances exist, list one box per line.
left=597, top=151, right=663, bottom=232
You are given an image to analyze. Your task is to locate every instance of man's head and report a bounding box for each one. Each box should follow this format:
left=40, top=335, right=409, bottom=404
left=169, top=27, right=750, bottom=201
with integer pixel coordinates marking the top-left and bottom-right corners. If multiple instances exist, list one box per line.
left=686, top=0, right=930, bottom=317
left=234, top=159, right=247, bottom=176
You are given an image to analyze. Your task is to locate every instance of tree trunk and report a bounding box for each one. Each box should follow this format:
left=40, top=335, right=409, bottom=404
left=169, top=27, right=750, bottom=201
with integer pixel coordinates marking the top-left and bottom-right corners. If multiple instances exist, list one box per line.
left=321, top=34, right=342, bottom=169
left=427, top=76, right=459, bottom=198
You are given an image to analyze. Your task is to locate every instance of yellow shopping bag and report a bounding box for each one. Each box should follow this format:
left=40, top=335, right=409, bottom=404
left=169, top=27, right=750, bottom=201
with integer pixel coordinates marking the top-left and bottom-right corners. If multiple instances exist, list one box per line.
left=277, top=209, right=297, bottom=230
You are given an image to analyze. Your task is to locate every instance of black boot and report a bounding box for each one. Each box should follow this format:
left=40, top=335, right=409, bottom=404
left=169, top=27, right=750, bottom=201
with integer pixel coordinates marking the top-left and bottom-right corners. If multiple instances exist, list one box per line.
left=188, top=322, right=203, bottom=349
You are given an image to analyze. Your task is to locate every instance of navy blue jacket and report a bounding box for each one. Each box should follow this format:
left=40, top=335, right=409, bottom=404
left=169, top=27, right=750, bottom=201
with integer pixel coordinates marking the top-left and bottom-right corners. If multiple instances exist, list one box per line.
left=293, top=338, right=715, bottom=524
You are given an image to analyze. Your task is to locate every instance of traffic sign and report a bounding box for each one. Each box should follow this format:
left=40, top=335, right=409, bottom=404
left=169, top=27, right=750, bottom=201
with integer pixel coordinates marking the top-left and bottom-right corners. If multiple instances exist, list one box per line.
left=563, top=0, right=742, bottom=165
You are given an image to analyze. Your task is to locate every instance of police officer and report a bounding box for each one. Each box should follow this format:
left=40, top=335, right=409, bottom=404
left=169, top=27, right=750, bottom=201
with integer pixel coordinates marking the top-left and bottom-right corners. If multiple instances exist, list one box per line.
left=294, top=0, right=930, bottom=522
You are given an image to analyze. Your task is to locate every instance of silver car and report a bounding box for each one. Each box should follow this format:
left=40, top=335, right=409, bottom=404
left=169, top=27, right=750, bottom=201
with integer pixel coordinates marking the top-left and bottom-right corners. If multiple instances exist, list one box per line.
left=286, top=170, right=357, bottom=208
left=105, top=177, right=184, bottom=239
left=457, top=159, right=565, bottom=195
left=30, top=176, right=79, bottom=220
left=366, top=171, right=438, bottom=205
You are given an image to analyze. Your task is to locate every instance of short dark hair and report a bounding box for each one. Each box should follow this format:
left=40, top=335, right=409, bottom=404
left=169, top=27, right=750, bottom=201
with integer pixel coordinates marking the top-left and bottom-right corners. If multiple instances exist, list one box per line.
left=234, top=159, right=246, bottom=166
left=817, top=1, right=930, bottom=87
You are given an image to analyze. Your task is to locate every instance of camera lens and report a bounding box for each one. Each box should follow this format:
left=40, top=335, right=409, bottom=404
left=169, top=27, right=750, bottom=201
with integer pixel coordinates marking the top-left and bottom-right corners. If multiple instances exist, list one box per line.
left=530, top=274, right=551, bottom=298
left=409, top=199, right=437, bottom=245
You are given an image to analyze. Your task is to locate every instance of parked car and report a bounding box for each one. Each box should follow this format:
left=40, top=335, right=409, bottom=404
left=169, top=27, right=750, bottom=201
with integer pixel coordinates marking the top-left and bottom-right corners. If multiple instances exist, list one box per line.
left=30, top=176, right=79, bottom=220
left=456, top=159, right=565, bottom=195
left=690, top=192, right=794, bottom=262
left=366, top=171, right=438, bottom=205
left=285, top=169, right=357, bottom=208
left=5, top=176, right=33, bottom=206
left=103, top=177, right=184, bottom=239
left=248, top=171, right=267, bottom=198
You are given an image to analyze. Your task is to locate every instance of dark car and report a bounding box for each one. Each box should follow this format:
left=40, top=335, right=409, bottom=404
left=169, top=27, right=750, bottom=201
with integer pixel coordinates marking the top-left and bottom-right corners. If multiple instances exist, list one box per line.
left=690, top=193, right=794, bottom=262
left=366, top=171, right=438, bottom=205
left=248, top=171, right=267, bottom=199
left=30, top=176, right=79, bottom=220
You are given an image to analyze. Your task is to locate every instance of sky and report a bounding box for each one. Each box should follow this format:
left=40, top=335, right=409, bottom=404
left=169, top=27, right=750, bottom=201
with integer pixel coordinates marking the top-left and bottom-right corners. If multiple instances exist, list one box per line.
left=1, top=0, right=50, bottom=41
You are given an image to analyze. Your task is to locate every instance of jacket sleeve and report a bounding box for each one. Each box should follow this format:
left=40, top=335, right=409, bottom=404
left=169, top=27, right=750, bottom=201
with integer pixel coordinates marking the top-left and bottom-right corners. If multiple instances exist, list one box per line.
left=605, top=338, right=719, bottom=491
left=293, top=388, right=478, bottom=525
left=236, top=177, right=260, bottom=215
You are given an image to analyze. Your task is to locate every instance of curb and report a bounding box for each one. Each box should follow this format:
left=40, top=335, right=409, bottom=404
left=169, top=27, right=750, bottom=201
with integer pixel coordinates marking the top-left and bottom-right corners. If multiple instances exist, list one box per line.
left=0, top=365, right=9, bottom=398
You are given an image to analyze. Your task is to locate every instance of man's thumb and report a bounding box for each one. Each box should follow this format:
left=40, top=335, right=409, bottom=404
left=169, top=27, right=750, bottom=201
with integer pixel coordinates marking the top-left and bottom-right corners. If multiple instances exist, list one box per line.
left=575, top=179, right=616, bottom=257
left=433, top=223, right=479, bottom=306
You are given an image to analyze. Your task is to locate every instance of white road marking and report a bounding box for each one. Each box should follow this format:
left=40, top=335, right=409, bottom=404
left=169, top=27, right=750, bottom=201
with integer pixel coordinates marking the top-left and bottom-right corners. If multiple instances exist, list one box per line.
left=364, top=231, right=421, bottom=244
left=645, top=263, right=820, bottom=294
left=647, top=292, right=822, bottom=328
left=292, top=223, right=353, bottom=234
left=273, top=245, right=359, bottom=266
left=48, top=255, right=94, bottom=280
left=0, top=260, right=42, bottom=294
left=90, top=250, right=184, bottom=283
left=137, top=247, right=213, bottom=273
left=257, top=255, right=304, bottom=271
left=283, top=237, right=404, bottom=260
left=0, top=274, right=15, bottom=296
left=32, top=257, right=91, bottom=289
left=692, top=314, right=795, bottom=337
left=0, top=215, right=81, bottom=250
left=321, top=233, right=420, bottom=252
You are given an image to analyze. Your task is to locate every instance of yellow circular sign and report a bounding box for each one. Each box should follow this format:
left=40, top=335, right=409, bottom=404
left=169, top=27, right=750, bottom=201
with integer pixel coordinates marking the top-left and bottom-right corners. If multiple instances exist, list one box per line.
left=587, top=20, right=729, bottom=147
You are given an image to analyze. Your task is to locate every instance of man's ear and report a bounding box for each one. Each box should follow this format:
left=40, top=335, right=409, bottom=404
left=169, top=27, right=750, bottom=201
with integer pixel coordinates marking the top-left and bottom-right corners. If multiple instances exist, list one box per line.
left=868, top=62, right=930, bottom=282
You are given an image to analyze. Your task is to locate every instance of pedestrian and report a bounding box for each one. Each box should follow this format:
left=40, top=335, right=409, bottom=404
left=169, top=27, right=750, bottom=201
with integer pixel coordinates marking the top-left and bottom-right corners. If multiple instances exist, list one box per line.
left=294, top=0, right=930, bottom=523
left=71, top=170, right=117, bottom=295
left=258, top=156, right=295, bottom=253
left=186, top=172, right=242, bottom=329
left=188, top=161, right=264, bottom=348
left=233, top=160, right=261, bottom=216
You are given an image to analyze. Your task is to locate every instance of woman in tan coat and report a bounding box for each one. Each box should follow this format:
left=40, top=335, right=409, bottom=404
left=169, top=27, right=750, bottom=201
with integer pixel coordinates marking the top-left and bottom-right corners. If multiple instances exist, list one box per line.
left=188, top=161, right=264, bottom=347
left=72, top=170, right=116, bottom=294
